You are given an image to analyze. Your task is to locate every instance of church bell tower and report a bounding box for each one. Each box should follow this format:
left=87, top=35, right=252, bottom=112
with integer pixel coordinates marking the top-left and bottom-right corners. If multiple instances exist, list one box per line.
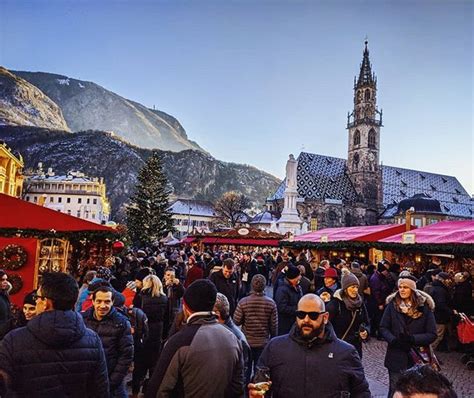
left=347, top=41, right=383, bottom=219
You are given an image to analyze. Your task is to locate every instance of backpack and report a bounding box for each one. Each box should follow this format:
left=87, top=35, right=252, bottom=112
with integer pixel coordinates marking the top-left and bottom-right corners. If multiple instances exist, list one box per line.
left=117, top=306, right=149, bottom=343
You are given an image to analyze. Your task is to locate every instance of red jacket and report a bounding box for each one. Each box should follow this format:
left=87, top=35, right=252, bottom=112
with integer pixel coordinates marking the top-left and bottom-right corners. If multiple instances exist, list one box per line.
left=184, top=266, right=204, bottom=288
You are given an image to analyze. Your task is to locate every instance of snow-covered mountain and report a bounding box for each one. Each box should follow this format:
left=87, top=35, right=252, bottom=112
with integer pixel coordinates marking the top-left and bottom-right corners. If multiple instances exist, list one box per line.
left=0, top=67, right=69, bottom=131
left=12, top=70, right=204, bottom=153
left=0, top=126, right=280, bottom=220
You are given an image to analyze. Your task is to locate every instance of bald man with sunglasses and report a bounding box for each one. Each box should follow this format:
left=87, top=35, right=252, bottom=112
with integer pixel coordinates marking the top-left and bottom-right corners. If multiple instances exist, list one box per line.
left=248, top=294, right=370, bottom=398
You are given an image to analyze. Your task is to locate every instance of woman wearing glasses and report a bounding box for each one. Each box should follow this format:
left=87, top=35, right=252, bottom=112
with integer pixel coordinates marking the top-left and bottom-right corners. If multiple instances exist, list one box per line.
left=380, top=271, right=436, bottom=398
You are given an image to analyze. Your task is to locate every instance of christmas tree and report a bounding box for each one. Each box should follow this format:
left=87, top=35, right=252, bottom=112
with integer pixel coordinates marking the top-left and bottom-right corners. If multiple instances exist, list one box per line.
left=126, top=151, right=174, bottom=246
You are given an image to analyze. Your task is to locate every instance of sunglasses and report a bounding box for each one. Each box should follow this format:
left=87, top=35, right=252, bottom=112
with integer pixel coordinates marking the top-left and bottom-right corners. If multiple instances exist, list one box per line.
left=296, top=311, right=326, bottom=321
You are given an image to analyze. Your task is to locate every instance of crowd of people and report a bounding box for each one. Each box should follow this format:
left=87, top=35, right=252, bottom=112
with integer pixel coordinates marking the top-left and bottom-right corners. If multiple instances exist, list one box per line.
left=0, top=246, right=471, bottom=397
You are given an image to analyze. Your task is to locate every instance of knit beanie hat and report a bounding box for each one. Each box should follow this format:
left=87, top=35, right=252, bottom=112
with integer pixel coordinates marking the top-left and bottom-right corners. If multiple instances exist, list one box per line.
left=251, top=274, right=266, bottom=293
left=96, top=266, right=112, bottom=282
left=286, top=266, right=301, bottom=280
left=351, top=261, right=361, bottom=270
left=341, top=269, right=359, bottom=290
left=324, top=267, right=338, bottom=279
left=135, top=267, right=152, bottom=282
left=183, top=279, right=217, bottom=312
left=23, top=290, right=36, bottom=306
left=397, top=272, right=417, bottom=291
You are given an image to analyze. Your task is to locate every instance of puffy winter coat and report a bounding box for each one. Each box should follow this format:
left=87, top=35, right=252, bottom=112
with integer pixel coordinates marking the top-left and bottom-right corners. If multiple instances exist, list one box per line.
left=430, top=280, right=454, bottom=324
left=275, top=279, right=302, bottom=335
left=380, top=291, right=436, bottom=372
left=138, top=290, right=168, bottom=345
left=257, top=323, right=371, bottom=397
left=82, top=306, right=134, bottom=391
left=0, top=310, right=109, bottom=397
left=234, top=292, right=278, bottom=348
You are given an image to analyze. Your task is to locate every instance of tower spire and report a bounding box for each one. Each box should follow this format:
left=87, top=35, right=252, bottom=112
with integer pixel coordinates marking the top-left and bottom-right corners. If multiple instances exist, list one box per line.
left=357, top=40, right=375, bottom=87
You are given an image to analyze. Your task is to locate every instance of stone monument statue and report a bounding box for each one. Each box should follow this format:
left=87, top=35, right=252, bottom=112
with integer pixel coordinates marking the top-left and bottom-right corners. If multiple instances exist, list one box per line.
left=286, top=154, right=297, bottom=190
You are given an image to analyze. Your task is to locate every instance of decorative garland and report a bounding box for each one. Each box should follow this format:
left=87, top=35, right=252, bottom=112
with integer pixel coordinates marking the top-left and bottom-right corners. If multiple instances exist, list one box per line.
left=280, top=240, right=474, bottom=256
left=0, top=244, right=27, bottom=270
left=0, top=228, right=119, bottom=241
left=7, top=274, right=23, bottom=295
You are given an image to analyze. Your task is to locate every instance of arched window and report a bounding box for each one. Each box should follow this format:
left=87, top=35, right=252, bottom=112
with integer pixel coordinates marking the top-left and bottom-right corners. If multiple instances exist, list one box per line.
left=368, top=129, right=376, bottom=148
left=364, top=89, right=371, bottom=101
left=327, top=211, right=337, bottom=227
left=353, top=130, right=360, bottom=146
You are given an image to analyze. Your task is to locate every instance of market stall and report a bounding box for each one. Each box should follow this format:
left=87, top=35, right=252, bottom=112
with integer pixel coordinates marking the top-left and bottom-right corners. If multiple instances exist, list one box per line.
left=0, top=193, right=117, bottom=305
left=281, top=224, right=410, bottom=264
left=183, top=227, right=284, bottom=251
left=376, top=220, right=474, bottom=274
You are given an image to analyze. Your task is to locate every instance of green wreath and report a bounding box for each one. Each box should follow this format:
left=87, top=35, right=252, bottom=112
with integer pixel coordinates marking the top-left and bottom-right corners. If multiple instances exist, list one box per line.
left=1, top=244, right=28, bottom=270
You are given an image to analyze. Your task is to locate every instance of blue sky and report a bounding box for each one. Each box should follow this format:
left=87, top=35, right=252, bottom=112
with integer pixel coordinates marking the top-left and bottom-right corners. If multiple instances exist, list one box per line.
left=1, top=0, right=472, bottom=193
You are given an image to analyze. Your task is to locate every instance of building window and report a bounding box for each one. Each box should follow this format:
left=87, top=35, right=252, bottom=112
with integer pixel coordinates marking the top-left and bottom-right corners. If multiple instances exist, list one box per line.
left=92, top=212, right=96, bottom=219
left=87, top=198, right=90, bottom=204
left=93, top=198, right=97, bottom=205
left=364, top=89, right=371, bottom=100
left=49, top=197, right=54, bottom=203
left=26, top=196, right=30, bottom=201
left=78, top=198, right=82, bottom=204
left=310, top=218, right=318, bottom=231
left=85, top=211, right=89, bottom=219
left=58, top=197, right=62, bottom=203
left=67, top=197, right=71, bottom=203
left=368, top=129, right=376, bottom=148
left=353, top=130, right=360, bottom=146
left=34, top=196, right=38, bottom=203
left=77, top=210, right=81, bottom=217
left=67, top=210, right=71, bottom=215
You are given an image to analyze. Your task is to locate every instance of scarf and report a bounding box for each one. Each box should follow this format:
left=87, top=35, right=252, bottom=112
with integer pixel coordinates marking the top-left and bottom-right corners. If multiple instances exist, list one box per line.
left=394, top=293, right=422, bottom=319
left=342, top=292, right=363, bottom=312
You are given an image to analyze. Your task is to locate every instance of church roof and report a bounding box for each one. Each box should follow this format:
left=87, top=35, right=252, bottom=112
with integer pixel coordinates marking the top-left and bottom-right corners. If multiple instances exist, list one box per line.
left=268, top=152, right=473, bottom=219
left=268, top=152, right=358, bottom=202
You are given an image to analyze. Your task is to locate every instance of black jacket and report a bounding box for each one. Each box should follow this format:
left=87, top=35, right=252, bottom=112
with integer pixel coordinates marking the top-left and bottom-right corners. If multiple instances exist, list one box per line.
left=328, top=290, right=370, bottom=357
left=274, top=279, right=302, bottom=335
left=257, top=323, right=370, bottom=397
left=0, top=291, right=11, bottom=340
left=380, top=291, right=436, bottom=372
left=210, top=270, right=239, bottom=315
left=430, top=280, right=454, bottom=324
left=138, top=290, right=168, bottom=345
left=82, top=306, right=134, bottom=390
left=0, top=310, right=109, bottom=397
left=453, top=279, right=473, bottom=315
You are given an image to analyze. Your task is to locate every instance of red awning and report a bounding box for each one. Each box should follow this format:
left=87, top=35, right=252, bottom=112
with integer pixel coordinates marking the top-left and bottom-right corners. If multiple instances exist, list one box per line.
left=0, top=193, right=112, bottom=232
left=289, top=224, right=409, bottom=243
left=181, top=236, right=197, bottom=244
left=202, top=237, right=280, bottom=247
left=380, top=220, right=474, bottom=245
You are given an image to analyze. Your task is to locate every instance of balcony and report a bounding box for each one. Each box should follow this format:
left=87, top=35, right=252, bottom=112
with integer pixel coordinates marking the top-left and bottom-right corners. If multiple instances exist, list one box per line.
left=346, top=116, right=383, bottom=129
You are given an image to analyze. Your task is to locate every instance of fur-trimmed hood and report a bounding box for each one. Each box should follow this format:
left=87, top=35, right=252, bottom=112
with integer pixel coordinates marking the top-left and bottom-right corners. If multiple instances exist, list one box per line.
left=385, top=289, right=435, bottom=311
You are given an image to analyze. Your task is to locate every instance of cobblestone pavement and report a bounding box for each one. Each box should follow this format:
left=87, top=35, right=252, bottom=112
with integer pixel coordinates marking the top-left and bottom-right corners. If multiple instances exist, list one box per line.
left=362, top=339, right=474, bottom=398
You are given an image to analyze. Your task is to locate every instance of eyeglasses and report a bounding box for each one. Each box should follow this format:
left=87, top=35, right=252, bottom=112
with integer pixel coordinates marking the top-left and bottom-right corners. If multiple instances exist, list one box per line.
left=295, top=310, right=326, bottom=321
left=32, top=293, right=48, bottom=301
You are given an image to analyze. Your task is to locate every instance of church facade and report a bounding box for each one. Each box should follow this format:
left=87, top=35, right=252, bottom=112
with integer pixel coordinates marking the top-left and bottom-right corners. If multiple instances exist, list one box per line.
left=267, top=42, right=473, bottom=230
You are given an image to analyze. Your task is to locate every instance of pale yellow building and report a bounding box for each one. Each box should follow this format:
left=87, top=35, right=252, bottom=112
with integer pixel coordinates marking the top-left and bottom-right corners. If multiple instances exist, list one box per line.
left=0, top=141, right=24, bottom=197
left=24, top=164, right=111, bottom=224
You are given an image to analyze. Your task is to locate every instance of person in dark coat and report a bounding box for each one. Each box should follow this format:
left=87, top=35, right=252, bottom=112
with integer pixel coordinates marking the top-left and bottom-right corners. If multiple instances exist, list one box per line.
left=0, top=272, right=109, bottom=397
left=453, top=272, right=473, bottom=315
left=131, top=274, right=167, bottom=397
left=430, top=272, right=456, bottom=350
left=380, top=272, right=436, bottom=398
left=295, top=252, right=314, bottom=282
left=369, top=262, right=393, bottom=338
left=275, top=266, right=303, bottom=335
left=163, top=266, right=185, bottom=337
left=145, top=280, right=244, bottom=398
left=210, top=258, right=239, bottom=316
left=0, top=270, right=12, bottom=340
left=297, top=265, right=312, bottom=294
left=82, top=286, right=134, bottom=398
left=313, top=259, right=329, bottom=292
left=327, top=270, right=370, bottom=357
left=248, top=294, right=371, bottom=398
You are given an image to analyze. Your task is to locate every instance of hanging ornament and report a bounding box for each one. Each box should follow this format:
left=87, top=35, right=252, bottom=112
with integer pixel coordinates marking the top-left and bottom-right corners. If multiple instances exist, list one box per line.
left=0, top=244, right=28, bottom=270
left=7, top=273, right=23, bottom=295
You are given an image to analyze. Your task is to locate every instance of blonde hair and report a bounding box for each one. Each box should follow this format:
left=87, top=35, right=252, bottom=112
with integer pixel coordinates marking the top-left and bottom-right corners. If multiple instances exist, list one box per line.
left=142, top=275, right=165, bottom=297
